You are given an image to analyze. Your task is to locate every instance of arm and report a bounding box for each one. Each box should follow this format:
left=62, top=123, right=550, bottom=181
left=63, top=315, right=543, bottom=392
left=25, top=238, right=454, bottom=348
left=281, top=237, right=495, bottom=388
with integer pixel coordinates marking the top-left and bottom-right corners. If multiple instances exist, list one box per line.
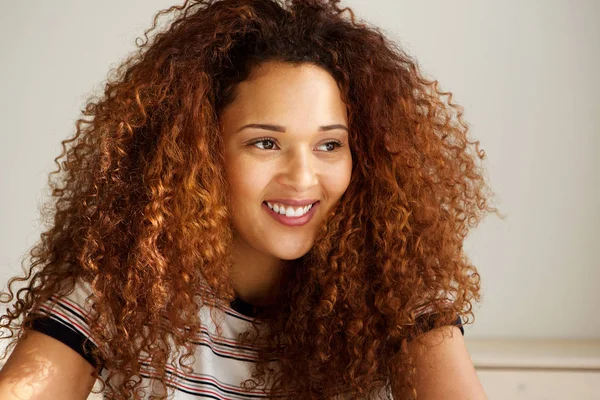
left=407, top=325, right=487, bottom=400
left=0, top=329, right=97, bottom=400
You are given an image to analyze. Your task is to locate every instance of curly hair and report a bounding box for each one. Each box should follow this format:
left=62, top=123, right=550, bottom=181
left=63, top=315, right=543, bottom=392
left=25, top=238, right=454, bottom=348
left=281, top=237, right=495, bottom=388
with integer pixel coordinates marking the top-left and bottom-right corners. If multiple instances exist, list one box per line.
left=0, top=0, right=502, bottom=398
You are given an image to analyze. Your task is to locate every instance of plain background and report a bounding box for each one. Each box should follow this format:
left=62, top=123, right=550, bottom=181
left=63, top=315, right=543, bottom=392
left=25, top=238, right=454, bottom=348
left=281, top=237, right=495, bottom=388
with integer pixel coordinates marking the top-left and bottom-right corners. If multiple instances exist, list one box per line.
left=0, top=0, right=598, bottom=350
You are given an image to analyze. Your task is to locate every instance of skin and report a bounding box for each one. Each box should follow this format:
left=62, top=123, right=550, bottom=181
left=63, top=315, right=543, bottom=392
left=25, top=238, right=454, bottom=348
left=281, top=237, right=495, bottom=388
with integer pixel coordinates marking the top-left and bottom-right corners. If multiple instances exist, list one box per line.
left=407, top=326, right=488, bottom=399
left=219, top=60, right=353, bottom=307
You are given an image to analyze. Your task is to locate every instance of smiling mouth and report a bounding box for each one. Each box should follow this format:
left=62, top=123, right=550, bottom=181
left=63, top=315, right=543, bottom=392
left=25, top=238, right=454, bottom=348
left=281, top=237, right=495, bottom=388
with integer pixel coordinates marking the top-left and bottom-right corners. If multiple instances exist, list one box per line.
left=262, top=201, right=320, bottom=226
left=263, top=200, right=320, bottom=207
left=262, top=201, right=319, bottom=206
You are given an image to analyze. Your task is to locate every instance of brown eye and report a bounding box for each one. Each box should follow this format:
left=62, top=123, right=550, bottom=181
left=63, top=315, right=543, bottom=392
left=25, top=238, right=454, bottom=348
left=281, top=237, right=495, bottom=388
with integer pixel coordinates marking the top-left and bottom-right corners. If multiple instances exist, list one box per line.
left=248, top=138, right=344, bottom=152
left=318, top=140, right=344, bottom=152
left=249, top=138, right=278, bottom=150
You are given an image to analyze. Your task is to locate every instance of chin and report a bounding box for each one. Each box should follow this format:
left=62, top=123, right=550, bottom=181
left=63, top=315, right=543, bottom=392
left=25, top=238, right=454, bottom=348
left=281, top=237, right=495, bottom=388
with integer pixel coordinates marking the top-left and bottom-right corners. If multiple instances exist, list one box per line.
left=269, top=243, right=314, bottom=261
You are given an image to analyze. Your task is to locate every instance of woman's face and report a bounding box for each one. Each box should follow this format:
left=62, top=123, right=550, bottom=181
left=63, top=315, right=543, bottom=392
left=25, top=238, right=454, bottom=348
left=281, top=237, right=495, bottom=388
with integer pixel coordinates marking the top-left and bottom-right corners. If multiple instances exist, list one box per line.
left=220, top=61, right=352, bottom=262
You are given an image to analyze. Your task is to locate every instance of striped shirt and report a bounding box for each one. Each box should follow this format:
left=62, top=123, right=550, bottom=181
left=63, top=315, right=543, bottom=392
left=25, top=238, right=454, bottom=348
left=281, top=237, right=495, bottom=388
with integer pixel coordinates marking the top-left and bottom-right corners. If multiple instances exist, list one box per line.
left=30, top=278, right=464, bottom=399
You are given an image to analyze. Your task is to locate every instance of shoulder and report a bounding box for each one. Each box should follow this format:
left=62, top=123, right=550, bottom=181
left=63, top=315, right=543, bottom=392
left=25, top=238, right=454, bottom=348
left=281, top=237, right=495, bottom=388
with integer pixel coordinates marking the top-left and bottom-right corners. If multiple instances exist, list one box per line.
left=0, top=278, right=100, bottom=399
left=0, top=329, right=98, bottom=400
left=406, top=325, right=487, bottom=399
left=28, top=277, right=104, bottom=370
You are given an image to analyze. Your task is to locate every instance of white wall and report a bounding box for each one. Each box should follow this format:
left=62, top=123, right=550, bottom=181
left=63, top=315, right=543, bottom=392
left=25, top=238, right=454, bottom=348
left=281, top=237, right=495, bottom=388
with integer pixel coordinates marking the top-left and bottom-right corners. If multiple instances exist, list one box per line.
left=1, top=0, right=598, bottom=340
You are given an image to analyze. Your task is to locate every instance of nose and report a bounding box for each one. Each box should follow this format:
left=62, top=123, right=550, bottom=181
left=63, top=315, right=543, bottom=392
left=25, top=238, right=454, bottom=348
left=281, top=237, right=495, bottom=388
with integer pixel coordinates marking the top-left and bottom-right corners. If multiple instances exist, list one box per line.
left=278, top=147, right=318, bottom=193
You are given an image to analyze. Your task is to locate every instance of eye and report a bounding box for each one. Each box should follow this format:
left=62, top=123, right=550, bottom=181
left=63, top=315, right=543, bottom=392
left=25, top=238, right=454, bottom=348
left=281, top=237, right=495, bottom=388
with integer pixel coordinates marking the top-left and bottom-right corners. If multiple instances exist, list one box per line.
left=250, top=137, right=278, bottom=150
left=249, top=137, right=345, bottom=152
left=317, top=140, right=344, bottom=152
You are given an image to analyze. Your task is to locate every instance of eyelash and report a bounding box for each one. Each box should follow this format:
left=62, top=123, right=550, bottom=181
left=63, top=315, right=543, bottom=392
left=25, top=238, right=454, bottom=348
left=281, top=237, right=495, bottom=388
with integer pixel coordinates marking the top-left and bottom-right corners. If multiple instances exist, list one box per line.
left=249, top=137, right=345, bottom=152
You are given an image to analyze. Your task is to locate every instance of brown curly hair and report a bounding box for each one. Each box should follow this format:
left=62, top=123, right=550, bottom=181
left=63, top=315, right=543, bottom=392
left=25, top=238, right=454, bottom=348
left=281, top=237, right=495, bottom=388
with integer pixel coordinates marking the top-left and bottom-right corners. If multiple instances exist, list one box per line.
left=0, top=0, right=502, bottom=398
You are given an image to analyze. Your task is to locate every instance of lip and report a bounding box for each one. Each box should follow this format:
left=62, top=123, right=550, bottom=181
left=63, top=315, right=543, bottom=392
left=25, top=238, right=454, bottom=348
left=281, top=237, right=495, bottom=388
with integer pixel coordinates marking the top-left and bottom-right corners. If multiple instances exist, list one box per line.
left=264, top=198, right=319, bottom=206
left=262, top=201, right=319, bottom=227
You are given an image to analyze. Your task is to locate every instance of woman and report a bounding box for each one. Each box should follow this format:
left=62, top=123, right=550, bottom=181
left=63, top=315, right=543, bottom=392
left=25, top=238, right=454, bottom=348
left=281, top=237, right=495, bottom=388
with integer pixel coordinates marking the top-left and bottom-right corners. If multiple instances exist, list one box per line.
left=0, top=0, right=499, bottom=399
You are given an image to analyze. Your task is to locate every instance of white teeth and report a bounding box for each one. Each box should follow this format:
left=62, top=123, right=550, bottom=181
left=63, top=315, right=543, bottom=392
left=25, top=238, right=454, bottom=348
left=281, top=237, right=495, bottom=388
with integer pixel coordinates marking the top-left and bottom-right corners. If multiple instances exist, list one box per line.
left=266, top=202, right=314, bottom=217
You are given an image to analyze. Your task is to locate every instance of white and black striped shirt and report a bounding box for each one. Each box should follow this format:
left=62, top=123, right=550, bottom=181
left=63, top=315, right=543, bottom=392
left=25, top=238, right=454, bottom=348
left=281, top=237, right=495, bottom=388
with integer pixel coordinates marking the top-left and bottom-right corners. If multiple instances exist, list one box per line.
left=30, top=278, right=463, bottom=399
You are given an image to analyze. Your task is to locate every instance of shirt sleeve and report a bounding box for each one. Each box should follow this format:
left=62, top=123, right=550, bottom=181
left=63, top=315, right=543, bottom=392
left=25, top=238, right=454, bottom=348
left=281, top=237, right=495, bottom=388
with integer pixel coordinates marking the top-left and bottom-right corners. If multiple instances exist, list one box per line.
left=453, top=315, right=465, bottom=336
left=413, top=298, right=465, bottom=336
left=29, top=278, right=103, bottom=369
left=419, top=313, right=465, bottom=336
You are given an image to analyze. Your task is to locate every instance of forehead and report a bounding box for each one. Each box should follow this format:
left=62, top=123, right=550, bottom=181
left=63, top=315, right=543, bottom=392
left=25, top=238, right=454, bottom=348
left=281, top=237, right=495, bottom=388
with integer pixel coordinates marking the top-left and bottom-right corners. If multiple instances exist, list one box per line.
left=220, top=62, right=348, bottom=130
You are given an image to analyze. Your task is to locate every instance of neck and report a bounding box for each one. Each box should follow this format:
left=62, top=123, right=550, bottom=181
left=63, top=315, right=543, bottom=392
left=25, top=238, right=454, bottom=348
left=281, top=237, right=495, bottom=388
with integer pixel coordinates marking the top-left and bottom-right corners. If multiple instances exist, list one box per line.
left=230, top=239, right=290, bottom=308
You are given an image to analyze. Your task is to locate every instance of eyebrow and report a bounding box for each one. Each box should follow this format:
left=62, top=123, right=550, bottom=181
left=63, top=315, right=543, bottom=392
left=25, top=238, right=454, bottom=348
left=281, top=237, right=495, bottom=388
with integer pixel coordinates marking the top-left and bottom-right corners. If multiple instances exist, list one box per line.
left=236, top=123, right=349, bottom=133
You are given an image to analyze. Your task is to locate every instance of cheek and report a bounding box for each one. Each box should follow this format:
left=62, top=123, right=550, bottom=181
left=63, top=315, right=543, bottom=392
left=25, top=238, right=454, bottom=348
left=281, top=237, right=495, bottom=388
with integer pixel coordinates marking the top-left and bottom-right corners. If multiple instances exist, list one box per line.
left=226, top=159, right=271, bottom=200
left=324, top=159, right=353, bottom=195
